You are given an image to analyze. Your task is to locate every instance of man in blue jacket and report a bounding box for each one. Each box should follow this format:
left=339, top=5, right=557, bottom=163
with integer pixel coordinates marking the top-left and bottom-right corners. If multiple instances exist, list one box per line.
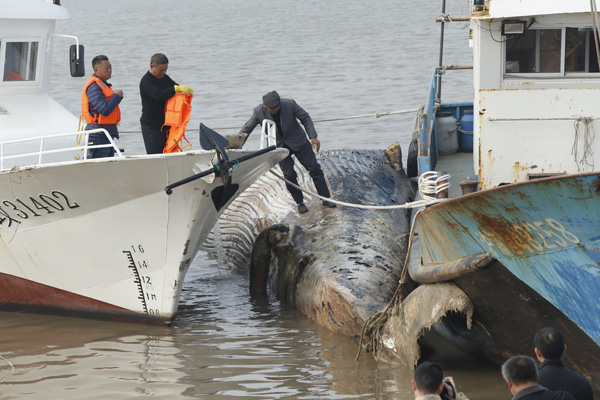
left=81, top=55, right=123, bottom=158
left=239, top=91, right=335, bottom=214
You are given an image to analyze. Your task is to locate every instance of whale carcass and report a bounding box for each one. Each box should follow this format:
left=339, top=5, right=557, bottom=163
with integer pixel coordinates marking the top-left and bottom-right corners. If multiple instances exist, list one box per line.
left=204, top=146, right=475, bottom=359
left=204, top=147, right=411, bottom=334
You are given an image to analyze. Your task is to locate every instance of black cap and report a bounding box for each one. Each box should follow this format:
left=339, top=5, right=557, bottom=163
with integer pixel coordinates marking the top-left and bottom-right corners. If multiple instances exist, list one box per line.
left=262, top=91, right=280, bottom=108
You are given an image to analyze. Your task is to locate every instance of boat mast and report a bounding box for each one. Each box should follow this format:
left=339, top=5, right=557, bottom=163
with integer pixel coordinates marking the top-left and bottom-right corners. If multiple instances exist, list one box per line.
left=436, top=0, right=447, bottom=103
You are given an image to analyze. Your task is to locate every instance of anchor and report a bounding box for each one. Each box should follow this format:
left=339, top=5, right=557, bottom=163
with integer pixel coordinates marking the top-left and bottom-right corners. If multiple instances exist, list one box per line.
left=164, top=123, right=276, bottom=211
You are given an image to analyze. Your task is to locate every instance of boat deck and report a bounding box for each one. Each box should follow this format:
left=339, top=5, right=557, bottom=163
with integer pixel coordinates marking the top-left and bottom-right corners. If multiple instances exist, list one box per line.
left=436, top=151, right=476, bottom=198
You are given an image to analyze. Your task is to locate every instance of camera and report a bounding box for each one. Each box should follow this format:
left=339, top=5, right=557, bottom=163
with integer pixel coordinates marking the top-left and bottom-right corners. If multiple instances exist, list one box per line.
left=440, top=378, right=456, bottom=400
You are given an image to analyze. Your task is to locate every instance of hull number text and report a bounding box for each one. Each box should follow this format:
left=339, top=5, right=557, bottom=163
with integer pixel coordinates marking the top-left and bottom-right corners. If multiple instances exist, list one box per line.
left=476, top=218, right=580, bottom=256
left=0, top=190, right=79, bottom=227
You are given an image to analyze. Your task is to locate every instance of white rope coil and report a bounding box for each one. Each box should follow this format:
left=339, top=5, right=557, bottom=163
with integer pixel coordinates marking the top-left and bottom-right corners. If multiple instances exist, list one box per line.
left=418, top=171, right=451, bottom=200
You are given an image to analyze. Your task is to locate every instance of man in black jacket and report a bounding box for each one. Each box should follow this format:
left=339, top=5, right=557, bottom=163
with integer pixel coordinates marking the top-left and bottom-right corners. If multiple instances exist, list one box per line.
left=534, top=327, right=594, bottom=400
left=139, top=53, right=193, bottom=154
left=502, top=355, right=575, bottom=400
left=239, top=91, right=335, bottom=214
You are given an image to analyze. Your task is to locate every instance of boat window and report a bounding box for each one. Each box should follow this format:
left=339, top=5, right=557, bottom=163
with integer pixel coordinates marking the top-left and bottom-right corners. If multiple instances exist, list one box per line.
left=2, top=41, right=39, bottom=82
left=504, top=27, right=599, bottom=76
left=565, top=28, right=599, bottom=72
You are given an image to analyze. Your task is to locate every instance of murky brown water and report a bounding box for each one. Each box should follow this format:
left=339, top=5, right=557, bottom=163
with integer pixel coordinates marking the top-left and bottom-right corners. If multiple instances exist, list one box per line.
left=0, top=261, right=511, bottom=399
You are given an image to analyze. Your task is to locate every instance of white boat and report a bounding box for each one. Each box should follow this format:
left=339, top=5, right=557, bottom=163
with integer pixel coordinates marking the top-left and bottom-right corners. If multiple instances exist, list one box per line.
left=0, top=0, right=287, bottom=325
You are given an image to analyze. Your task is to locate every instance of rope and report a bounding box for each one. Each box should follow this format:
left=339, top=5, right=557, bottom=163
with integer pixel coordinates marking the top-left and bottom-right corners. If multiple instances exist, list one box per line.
left=411, top=104, right=425, bottom=141
left=353, top=170, right=453, bottom=358
left=572, top=116, right=596, bottom=171
left=312, top=108, right=419, bottom=123
left=438, top=13, right=470, bottom=29
left=418, top=171, right=451, bottom=200
left=353, top=171, right=451, bottom=358
left=116, top=108, right=419, bottom=134
left=355, top=208, right=424, bottom=360
left=0, top=355, right=15, bottom=383
left=591, top=0, right=600, bottom=69
left=490, top=117, right=597, bottom=122
left=268, top=169, right=443, bottom=210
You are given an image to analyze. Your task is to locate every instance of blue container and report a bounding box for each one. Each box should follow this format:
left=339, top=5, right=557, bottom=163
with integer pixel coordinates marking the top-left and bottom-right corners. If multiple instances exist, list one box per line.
left=459, top=109, right=474, bottom=152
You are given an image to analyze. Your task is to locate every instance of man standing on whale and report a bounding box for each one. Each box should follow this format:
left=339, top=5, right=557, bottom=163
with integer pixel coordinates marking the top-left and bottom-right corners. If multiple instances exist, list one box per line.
left=239, top=91, right=336, bottom=214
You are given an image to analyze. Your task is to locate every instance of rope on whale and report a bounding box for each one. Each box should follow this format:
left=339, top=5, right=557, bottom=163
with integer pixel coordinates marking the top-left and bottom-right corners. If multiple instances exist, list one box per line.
left=268, top=169, right=445, bottom=210
left=354, top=209, right=422, bottom=361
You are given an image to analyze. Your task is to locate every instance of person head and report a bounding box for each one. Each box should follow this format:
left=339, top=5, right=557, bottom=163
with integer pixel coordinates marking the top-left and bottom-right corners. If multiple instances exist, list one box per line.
left=263, top=90, right=281, bottom=114
left=149, top=53, right=169, bottom=79
left=92, top=55, right=111, bottom=82
left=534, top=327, right=566, bottom=361
left=502, top=355, right=539, bottom=395
left=412, top=361, right=444, bottom=397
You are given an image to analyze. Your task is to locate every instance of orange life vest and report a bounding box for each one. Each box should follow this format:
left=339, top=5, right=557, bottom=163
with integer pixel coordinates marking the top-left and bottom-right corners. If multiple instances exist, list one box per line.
left=163, top=93, right=193, bottom=153
left=4, top=71, right=24, bottom=81
left=81, top=75, right=121, bottom=125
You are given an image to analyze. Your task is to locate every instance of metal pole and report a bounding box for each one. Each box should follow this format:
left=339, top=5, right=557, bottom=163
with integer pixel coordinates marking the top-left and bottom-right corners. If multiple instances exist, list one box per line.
left=437, top=0, right=447, bottom=102
left=164, top=145, right=277, bottom=195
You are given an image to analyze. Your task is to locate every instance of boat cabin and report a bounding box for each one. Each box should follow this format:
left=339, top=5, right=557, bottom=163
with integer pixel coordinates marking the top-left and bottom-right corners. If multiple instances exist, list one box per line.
left=420, top=0, right=600, bottom=193
left=0, top=0, right=88, bottom=167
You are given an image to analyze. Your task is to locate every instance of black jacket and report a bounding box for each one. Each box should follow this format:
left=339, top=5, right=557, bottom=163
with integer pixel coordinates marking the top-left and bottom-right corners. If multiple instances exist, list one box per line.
left=539, top=359, right=594, bottom=400
left=239, top=98, right=317, bottom=151
left=513, top=384, right=575, bottom=400
left=139, top=71, right=177, bottom=126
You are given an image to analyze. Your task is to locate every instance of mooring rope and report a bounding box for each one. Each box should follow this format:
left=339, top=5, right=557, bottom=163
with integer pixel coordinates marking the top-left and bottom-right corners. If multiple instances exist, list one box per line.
left=117, top=108, right=419, bottom=134
left=418, top=171, right=451, bottom=199
left=0, top=355, right=15, bottom=383
left=312, top=108, right=419, bottom=123
left=355, top=208, right=424, bottom=360
left=591, top=0, right=600, bottom=69
left=268, top=169, right=443, bottom=210
left=411, top=104, right=425, bottom=141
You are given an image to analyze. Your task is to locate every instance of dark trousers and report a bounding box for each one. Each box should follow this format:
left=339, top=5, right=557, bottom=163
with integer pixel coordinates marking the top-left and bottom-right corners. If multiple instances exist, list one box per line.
left=141, top=123, right=168, bottom=154
left=88, top=132, right=116, bottom=159
left=279, top=141, right=330, bottom=204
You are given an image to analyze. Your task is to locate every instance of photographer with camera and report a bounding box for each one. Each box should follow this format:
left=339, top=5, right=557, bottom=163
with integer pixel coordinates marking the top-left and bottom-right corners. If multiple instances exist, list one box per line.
left=412, top=361, right=468, bottom=400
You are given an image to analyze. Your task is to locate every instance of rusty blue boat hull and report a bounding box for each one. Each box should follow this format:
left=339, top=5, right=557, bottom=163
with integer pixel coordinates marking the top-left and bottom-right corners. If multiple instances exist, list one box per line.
left=408, top=172, right=600, bottom=387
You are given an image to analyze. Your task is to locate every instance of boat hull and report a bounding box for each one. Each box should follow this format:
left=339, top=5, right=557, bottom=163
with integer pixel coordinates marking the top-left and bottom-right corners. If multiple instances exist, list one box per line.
left=409, top=173, right=600, bottom=386
left=431, top=259, right=600, bottom=381
left=0, top=149, right=287, bottom=324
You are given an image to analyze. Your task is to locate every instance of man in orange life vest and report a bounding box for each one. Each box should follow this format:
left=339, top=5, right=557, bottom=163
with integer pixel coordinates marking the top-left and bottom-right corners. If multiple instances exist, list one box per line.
left=139, top=53, right=193, bottom=154
left=81, top=55, right=123, bottom=158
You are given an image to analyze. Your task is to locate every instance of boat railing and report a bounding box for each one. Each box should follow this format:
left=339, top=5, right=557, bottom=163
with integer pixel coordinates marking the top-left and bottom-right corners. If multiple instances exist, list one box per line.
left=418, top=67, right=474, bottom=177
left=0, top=129, right=123, bottom=170
left=260, top=120, right=277, bottom=149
